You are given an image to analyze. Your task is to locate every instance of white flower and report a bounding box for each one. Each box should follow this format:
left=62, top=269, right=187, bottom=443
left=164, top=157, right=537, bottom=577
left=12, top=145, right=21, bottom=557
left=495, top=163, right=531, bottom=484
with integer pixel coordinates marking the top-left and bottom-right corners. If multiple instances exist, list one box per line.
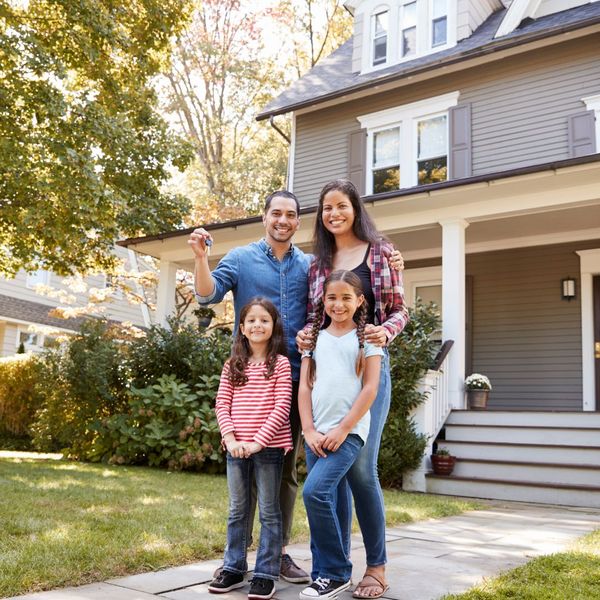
left=465, top=373, right=492, bottom=391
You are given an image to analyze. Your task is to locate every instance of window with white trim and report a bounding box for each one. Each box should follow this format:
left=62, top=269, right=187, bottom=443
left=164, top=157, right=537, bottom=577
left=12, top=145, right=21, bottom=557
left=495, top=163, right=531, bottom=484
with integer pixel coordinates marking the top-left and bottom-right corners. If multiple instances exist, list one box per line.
left=17, top=328, right=61, bottom=352
left=358, top=91, right=458, bottom=194
left=372, top=9, right=389, bottom=66
left=25, top=269, right=50, bottom=289
left=362, top=0, right=456, bottom=73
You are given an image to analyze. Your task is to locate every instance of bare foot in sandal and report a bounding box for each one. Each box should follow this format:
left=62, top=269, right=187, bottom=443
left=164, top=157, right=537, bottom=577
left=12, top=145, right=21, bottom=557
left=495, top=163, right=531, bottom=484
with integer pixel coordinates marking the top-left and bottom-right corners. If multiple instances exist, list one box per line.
left=352, top=567, right=389, bottom=599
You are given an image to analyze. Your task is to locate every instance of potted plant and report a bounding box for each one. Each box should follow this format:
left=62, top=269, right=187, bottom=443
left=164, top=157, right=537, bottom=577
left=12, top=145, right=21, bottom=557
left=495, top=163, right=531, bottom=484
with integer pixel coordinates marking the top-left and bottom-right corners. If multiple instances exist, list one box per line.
left=465, top=373, right=492, bottom=409
left=431, top=447, right=456, bottom=476
left=193, top=306, right=216, bottom=329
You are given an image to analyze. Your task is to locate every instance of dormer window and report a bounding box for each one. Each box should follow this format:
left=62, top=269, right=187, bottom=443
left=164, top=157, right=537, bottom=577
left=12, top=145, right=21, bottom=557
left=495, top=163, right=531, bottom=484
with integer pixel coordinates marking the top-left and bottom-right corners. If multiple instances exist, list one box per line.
left=361, top=0, right=456, bottom=73
left=431, top=0, right=447, bottom=47
left=372, top=10, right=389, bottom=66
left=400, top=2, right=417, bottom=57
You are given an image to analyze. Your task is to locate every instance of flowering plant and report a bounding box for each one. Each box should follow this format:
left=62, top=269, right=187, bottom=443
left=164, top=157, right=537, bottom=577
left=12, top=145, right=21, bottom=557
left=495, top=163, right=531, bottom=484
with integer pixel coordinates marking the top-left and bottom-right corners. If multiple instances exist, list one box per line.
left=465, top=373, right=492, bottom=391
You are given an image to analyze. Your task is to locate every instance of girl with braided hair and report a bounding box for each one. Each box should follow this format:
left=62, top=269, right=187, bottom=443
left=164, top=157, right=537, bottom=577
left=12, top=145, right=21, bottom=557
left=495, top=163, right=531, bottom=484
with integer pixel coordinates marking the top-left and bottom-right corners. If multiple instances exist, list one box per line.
left=297, top=179, right=409, bottom=599
left=298, top=270, right=383, bottom=600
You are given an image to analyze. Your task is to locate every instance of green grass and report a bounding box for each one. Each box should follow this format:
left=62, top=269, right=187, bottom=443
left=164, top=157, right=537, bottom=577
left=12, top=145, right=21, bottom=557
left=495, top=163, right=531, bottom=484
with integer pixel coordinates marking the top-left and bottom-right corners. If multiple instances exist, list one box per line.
left=0, top=456, right=480, bottom=597
left=442, top=528, right=600, bottom=600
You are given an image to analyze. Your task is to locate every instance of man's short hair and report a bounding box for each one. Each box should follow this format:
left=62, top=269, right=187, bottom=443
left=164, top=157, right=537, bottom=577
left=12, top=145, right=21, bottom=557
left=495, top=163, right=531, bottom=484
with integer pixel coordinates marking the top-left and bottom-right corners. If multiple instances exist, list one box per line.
left=264, top=190, right=300, bottom=216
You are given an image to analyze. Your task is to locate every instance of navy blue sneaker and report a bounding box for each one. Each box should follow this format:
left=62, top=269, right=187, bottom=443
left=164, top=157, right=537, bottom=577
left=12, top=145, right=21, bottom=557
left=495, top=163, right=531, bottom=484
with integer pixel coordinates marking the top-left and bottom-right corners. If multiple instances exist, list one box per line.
left=208, top=570, right=245, bottom=593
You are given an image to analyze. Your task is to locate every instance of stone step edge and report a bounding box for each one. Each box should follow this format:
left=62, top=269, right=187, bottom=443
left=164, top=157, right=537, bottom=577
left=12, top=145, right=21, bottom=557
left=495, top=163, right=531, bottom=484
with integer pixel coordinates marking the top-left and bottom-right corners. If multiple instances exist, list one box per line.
left=425, top=474, right=600, bottom=492
left=439, top=440, right=600, bottom=450
left=454, top=457, right=600, bottom=470
left=445, top=423, right=600, bottom=431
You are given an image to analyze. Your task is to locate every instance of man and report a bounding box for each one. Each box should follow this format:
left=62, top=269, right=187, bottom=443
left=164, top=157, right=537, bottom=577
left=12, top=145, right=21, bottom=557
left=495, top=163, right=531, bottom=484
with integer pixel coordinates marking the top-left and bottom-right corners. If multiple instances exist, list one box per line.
left=189, top=190, right=311, bottom=584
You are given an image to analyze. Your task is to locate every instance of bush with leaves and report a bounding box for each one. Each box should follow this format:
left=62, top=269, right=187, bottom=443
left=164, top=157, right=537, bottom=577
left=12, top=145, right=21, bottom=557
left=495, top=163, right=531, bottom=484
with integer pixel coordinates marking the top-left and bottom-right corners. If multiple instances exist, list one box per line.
left=0, top=353, right=45, bottom=449
left=30, top=319, right=129, bottom=456
left=378, top=302, right=441, bottom=488
left=125, top=317, right=231, bottom=388
left=90, top=374, right=225, bottom=472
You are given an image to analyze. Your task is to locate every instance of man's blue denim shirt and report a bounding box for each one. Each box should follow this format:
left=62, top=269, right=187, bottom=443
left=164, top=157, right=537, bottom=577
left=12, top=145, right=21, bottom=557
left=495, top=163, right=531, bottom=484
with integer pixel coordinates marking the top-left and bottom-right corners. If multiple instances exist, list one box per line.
left=195, top=239, right=312, bottom=381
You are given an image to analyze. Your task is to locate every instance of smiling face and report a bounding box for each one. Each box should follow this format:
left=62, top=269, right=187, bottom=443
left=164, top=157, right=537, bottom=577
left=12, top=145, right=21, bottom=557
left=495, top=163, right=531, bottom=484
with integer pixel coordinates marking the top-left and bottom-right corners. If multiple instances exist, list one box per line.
left=240, top=304, right=274, bottom=346
left=321, top=189, right=356, bottom=238
left=323, top=280, right=364, bottom=325
left=262, top=196, right=300, bottom=246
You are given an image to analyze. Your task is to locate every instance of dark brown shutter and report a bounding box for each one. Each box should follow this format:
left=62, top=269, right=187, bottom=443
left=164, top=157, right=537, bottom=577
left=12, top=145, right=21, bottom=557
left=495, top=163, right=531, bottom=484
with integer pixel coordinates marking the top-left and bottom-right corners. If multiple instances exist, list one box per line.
left=449, top=104, right=472, bottom=179
left=348, top=129, right=367, bottom=195
left=568, top=111, right=596, bottom=157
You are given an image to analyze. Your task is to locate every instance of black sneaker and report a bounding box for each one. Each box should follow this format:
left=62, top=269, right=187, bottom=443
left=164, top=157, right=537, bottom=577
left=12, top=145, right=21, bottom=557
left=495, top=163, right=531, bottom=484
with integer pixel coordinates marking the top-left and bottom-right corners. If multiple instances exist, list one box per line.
left=299, top=577, right=352, bottom=599
left=248, top=577, right=276, bottom=600
left=208, top=570, right=246, bottom=593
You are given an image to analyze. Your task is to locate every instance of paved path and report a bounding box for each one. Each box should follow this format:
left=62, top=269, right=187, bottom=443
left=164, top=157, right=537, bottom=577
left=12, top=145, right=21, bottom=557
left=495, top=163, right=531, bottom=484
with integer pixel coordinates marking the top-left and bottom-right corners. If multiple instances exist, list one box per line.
left=9, top=500, right=600, bottom=600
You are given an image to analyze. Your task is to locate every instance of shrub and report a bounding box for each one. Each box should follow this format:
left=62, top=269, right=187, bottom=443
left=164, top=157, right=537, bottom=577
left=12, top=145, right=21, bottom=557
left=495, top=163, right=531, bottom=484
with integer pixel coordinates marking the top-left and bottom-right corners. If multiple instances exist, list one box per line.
left=91, top=374, right=225, bottom=472
left=0, top=353, right=45, bottom=442
left=379, top=301, right=441, bottom=487
left=125, top=317, right=231, bottom=388
left=30, top=319, right=129, bottom=457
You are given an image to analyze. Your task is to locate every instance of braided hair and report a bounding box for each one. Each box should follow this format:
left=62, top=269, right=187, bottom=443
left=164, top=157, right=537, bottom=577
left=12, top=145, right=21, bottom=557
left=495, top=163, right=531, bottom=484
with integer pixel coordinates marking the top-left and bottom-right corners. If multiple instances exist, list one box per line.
left=229, top=297, right=287, bottom=387
left=306, top=270, right=368, bottom=386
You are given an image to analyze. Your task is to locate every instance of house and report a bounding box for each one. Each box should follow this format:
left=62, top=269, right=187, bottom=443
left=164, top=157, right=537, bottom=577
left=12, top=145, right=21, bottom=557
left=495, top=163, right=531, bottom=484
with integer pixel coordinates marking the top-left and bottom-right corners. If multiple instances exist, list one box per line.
left=119, top=0, right=600, bottom=507
left=0, top=246, right=151, bottom=356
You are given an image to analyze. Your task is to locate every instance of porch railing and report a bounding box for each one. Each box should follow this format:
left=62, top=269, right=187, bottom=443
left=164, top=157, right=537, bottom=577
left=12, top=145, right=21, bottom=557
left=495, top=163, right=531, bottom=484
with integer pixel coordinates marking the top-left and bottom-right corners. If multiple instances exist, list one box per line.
left=402, top=340, right=454, bottom=492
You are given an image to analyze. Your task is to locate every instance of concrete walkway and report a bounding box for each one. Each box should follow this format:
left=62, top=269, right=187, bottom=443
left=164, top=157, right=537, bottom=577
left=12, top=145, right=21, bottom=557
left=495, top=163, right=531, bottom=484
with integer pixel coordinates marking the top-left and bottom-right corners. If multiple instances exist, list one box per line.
left=9, top=500, right=600, bottom=600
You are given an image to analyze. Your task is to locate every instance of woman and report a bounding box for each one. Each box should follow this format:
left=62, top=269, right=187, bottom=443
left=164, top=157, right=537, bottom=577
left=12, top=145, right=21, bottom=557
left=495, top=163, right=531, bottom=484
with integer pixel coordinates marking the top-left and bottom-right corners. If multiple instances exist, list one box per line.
left=297, top=179, right=408, bottom=599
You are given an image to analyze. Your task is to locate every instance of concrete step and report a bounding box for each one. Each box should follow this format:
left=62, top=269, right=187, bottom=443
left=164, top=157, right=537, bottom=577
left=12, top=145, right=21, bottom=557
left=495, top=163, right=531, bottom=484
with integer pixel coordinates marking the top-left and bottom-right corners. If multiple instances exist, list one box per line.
left=453, top=458, right=600, bottom=486
left=440, top=440, right=600, bottom=466
left=426, top=475, right=600, bottom=509
left=444, top=424, right=600, bottom=446
left=447, top=410, right=600, bottom=428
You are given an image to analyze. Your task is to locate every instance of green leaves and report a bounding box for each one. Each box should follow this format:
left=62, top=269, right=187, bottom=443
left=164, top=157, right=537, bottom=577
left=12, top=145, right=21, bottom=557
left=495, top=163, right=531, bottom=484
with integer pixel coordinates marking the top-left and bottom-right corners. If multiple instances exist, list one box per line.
left=0, top=0, right=193, bottom=276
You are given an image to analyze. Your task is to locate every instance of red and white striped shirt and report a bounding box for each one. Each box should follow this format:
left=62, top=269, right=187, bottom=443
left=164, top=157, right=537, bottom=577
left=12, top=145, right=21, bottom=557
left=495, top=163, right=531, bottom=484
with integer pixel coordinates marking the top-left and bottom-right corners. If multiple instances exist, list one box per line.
left=215, top=354, right=293, bottom=452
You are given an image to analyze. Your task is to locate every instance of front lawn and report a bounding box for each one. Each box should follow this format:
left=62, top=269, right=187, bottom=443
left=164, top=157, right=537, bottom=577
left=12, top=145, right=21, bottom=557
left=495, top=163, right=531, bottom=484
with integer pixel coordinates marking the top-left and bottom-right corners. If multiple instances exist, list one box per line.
left=0, top=456, right=479, bottom=597
left=442, top=528, right=600, bottom=600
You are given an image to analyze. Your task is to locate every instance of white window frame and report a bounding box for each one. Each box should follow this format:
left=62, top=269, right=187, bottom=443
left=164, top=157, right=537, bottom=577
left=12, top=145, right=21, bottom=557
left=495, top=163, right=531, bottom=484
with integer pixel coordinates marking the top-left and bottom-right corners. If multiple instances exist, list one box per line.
left=582, top=94, right=600, bottom=153
left=358, top=91, right=459, bottom=194
left=25, top=269, right=50, bottom=289
left=399, top=1, right=418, bottom=59
left=359, top=0, right=457, bottom=74
left=16, top=328, right=41, bottom=351
left=371, top=6, right=391, bottom=68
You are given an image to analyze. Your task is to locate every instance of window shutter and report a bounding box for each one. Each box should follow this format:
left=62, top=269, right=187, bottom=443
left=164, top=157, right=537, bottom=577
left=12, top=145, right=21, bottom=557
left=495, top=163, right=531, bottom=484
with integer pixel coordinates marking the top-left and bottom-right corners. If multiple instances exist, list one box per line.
left=568, top=111, right=596, bottom=158
left=449, top=104, right=472, bottom=179
left=348, top=129, right=367, bottom=195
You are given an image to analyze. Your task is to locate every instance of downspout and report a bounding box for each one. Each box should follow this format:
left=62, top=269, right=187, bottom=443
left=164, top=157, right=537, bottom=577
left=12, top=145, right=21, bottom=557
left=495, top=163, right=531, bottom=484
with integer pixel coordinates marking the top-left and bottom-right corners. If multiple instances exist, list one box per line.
left=269, top=115, right=291, bottom=144
left=269, top=114, right=293, bottom=190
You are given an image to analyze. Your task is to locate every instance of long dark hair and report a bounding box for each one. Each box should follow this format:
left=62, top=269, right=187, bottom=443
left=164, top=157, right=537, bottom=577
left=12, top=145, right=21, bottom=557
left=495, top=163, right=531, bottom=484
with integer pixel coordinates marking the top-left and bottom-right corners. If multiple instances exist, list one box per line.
left=306, top=270, right=368, bottom=387
left=229, top=297, right=287, bottom=387
left=313, top=179, right=385, bottom=270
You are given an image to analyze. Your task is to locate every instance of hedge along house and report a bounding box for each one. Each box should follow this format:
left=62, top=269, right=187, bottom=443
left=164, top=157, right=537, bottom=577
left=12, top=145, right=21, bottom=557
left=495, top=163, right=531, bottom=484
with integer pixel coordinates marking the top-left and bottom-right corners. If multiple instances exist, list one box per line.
left=120, top=0, right=600, bottom=507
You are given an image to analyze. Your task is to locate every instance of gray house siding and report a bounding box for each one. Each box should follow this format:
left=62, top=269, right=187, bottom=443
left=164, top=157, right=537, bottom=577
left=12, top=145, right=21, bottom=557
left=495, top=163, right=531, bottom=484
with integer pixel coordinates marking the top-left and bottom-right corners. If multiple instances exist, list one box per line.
left=292, top=35, right=600, bottom=207
left=467, top=239, right=600, bottom=410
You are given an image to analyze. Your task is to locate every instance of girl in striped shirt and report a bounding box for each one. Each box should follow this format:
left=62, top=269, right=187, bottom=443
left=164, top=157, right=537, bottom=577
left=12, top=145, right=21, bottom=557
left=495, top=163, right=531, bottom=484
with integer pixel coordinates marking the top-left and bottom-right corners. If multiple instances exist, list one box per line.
left=209, top=298, right=293, bottom=600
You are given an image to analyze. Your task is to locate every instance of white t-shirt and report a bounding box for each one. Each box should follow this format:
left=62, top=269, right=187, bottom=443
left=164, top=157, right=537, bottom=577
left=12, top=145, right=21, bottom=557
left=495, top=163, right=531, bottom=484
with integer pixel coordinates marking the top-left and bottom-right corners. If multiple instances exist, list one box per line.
left=311, top=329, right=383, bottom=443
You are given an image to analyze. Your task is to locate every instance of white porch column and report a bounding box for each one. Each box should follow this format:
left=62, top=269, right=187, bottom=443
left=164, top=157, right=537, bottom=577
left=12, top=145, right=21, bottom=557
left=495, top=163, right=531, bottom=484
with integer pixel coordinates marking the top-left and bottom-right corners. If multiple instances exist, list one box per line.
left=156, top=258, right=178, bottom=328
left=440, top=218, right=469, bottom=409
left=576, top=249, right=600, bottom=411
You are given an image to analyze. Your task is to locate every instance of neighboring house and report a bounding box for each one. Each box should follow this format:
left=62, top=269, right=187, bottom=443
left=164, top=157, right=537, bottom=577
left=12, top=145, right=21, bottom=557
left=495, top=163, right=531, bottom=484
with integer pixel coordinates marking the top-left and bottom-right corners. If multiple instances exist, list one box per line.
left=120, top=0, right=600, bottom=507
left=0, top=247, right=151, bottom=357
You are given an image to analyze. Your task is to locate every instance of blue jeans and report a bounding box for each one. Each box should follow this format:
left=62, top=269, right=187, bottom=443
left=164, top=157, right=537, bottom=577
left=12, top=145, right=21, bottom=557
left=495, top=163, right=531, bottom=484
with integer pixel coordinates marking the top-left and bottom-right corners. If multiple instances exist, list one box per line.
left=303, top=434, right=364, bottom=582
left=338, top=350, right=390, bottom=566
left=224, top=448, right=284, bottom=580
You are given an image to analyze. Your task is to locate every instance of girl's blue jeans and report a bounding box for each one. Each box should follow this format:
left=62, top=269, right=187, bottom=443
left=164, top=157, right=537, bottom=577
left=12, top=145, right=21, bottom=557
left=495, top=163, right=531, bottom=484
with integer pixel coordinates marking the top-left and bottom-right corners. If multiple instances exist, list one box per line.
left=224, top=447, right=284, bottom=580
left=303, top=434, right=364, bottom=582
left=338, top=349, right=391, bottom=566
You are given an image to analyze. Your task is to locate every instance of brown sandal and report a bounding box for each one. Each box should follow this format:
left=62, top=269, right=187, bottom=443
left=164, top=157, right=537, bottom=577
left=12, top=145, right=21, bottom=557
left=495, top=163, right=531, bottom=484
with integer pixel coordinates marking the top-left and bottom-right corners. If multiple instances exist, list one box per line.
left=352, top=573, right=390, bottom=599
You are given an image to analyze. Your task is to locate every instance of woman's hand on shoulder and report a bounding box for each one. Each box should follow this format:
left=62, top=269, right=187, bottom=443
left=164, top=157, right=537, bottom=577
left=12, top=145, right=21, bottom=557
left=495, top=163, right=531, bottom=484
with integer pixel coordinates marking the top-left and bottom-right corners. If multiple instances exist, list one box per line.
left=296, top=328, right=313, bottom=352
left=304, top=429, right=326, bottom=458
left=389, top=248, right=404, bottom=271
left=364, top=324, right=388, bottom=347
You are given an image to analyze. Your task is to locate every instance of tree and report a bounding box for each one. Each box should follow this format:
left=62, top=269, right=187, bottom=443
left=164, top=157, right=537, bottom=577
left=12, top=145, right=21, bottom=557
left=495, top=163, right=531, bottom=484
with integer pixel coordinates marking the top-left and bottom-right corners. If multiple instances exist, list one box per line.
left=160, top=0, right=289, bottom=224
left=0, top=0, right=194, bottom=277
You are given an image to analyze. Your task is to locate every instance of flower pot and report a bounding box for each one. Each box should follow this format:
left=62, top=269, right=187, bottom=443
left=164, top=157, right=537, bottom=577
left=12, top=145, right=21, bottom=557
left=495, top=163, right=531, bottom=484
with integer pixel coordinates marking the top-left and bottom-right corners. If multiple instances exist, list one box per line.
left=467, top=389, right=489, bottom=410
left=431, top=454, right=456, bottom=476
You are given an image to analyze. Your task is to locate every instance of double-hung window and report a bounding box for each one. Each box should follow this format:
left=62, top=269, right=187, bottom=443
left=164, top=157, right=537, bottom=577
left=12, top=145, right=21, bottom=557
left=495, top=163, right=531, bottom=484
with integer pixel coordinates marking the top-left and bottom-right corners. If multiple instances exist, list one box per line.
left=400, top=2, right=417, bottom=58
left=358, top=91, right=458, bottom=194
left=25, top=269, right=50, bottom=289
left=431, top=0, right=448, bottom=47
left=372, top=10, right=389, bottom=66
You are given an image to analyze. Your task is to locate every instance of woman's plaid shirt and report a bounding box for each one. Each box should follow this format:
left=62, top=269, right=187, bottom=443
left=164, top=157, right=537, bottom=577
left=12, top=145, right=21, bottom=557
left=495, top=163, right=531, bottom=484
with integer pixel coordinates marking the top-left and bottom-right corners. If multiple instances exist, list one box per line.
left=305, top=241, right=409, bottom=344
